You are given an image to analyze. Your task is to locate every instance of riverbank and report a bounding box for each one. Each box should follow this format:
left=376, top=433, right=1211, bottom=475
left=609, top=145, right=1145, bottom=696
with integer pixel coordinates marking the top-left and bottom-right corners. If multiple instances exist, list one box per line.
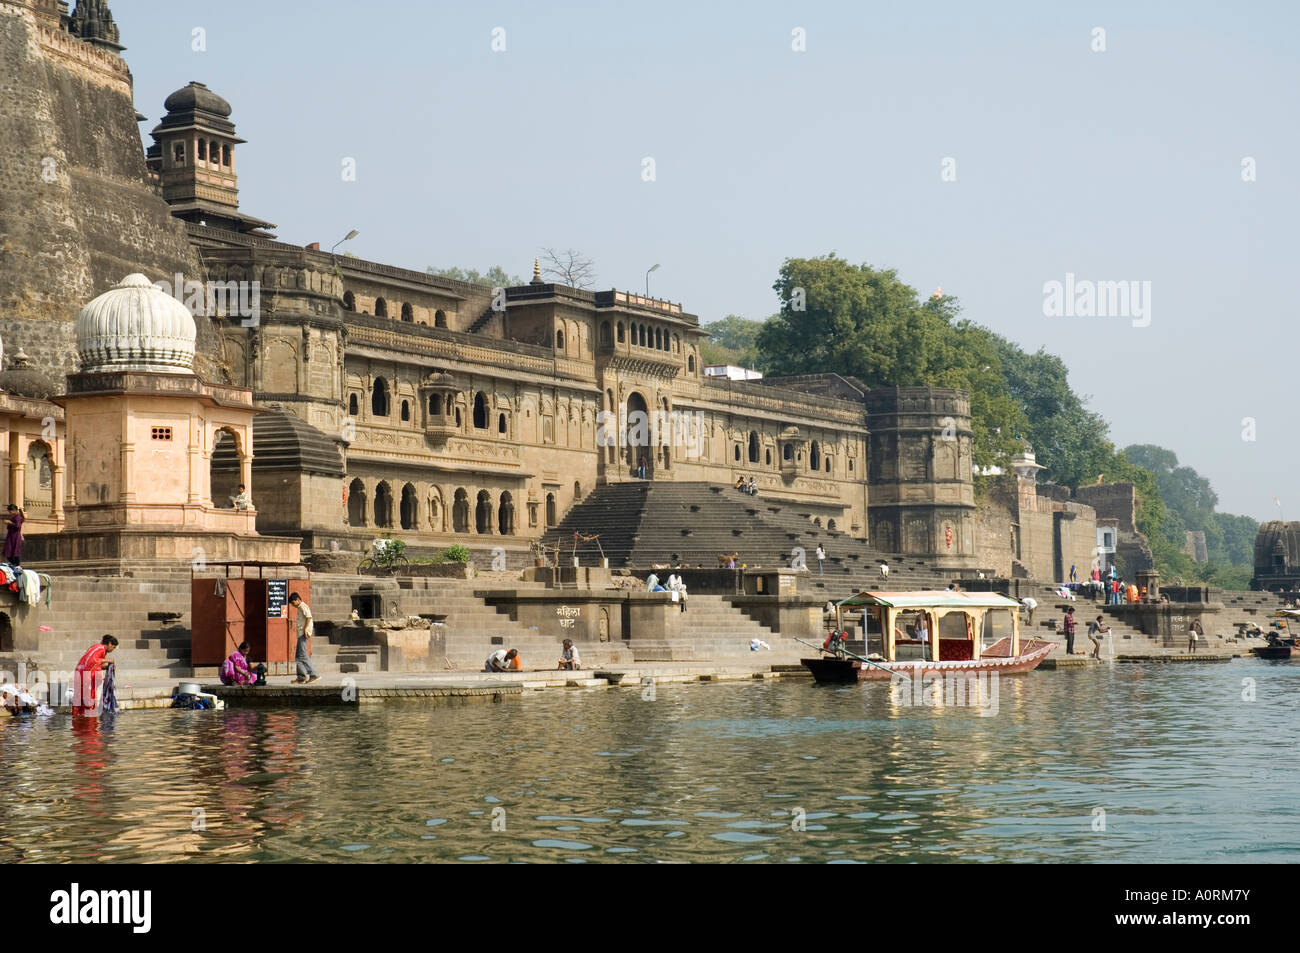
left=47, top=645, right=1277, bottom=711
left=49, top=659, right=814, bottom=711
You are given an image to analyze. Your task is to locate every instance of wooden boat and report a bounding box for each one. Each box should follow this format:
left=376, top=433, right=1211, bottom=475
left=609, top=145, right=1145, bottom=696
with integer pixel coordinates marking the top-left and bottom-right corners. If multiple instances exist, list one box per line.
left=801, top=590, right=1055, bottom=683
left=1251, top=643, right=1292, bottom=660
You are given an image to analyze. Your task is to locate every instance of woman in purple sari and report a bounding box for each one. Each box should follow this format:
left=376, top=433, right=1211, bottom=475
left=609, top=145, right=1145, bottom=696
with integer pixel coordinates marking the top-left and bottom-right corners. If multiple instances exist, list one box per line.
left=4, top=504, right=23, bottom=566
left=220, top=641, right=257, bottom=686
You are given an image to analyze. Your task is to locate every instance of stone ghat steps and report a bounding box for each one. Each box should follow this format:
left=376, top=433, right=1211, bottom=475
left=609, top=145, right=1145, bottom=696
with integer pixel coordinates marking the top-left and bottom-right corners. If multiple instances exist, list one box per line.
left=540, top=482, right=947, bottom=589
left=439, top=633, right=633, bottom=671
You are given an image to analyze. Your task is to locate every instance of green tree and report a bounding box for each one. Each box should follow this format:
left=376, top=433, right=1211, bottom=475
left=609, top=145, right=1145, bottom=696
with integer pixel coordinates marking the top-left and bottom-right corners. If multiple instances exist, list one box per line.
left=700, top=314, right=769, bottom=369
left=426, top=265, right=525, bottom=288
left=757, top=255, right=1026, bottom=469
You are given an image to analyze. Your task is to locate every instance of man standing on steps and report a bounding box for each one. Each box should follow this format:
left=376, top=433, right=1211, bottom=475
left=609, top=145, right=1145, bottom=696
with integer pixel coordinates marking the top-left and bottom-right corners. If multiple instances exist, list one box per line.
left=815, top=544, right=826, bottom=574
left=288, top=592, right=320, bottom=684
left=1062, top=606, right=1077, bottom=656
left=1086, top=615, right=1110, bottom=660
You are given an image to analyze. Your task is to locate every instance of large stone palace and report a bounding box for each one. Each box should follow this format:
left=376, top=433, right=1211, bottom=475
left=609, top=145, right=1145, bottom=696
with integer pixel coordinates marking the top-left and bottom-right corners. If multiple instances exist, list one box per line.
left=0, top=0, right=993, bottom=569
left=2, top=0, right=1159, bottom=584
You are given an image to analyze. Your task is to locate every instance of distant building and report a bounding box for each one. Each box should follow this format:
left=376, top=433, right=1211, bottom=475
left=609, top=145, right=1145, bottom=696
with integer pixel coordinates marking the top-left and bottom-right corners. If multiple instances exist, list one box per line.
left=703, top=365, right=763, bottom=381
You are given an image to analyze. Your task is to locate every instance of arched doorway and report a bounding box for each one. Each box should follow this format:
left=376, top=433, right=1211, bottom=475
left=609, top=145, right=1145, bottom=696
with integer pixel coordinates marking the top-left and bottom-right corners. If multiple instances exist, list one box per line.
left=453, top=488, right=470, bottom=533
left=626, top=391, right=651, bottom=479
left=210, top=429, right=240, bottom=509
left=546, top=492, right=557, bottom=527
left=475, top=490, right=494, bottom=534
left=347, top=478, right=367, bottom=526
left=374, top=482, right=393, bottom=528
left=498, top=491, right=515, bottom=535
left=400, top=483, right=418, bottom=530
left=810, top=441, right=821, bottom=471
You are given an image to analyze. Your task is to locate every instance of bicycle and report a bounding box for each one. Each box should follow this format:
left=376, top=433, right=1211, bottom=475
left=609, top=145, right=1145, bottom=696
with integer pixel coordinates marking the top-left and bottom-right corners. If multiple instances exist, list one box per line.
left=357, top=540, right=410, bottom=575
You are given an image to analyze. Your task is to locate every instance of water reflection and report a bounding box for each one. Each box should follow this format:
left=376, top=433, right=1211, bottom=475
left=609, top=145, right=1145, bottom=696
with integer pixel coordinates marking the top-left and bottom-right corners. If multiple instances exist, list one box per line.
left=1, top=660, right=1298, bottom=863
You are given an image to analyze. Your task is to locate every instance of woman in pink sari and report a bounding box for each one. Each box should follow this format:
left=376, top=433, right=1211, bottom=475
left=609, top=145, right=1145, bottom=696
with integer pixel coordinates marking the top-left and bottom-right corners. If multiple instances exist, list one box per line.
left=73, top=635, right=118, bottom=717
left=3, top=504, right=23, bottom=565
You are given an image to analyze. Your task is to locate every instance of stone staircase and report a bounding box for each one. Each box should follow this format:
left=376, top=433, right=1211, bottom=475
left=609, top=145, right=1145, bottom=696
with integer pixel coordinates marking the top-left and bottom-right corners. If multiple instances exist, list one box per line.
left=1024, top=581, right=1246, bottom=656
left=309, top=574, right=634, bottom=672
left=0, top=571, right=196, bottom=680
left=540, top=482, right=949, bottom=599
left=626, top=593, right=802, bottom=661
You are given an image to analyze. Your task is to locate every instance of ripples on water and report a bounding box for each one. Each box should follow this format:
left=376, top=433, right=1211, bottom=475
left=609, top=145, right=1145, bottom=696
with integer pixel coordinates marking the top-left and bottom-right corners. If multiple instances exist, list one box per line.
left=1, top=661, right=1297, bottom=863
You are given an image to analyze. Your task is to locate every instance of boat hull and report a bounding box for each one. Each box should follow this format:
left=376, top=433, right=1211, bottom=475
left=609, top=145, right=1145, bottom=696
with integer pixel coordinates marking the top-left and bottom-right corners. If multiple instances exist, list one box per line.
left=1251, top=645, right=1292, bottom=660
left=802, top=639, right=1056, bottom=683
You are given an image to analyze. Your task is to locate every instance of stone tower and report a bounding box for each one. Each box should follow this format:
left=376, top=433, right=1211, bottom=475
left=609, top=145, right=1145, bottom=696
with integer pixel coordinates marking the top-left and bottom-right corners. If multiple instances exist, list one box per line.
left=146, top=82, right=276, bottom=235
left=864, top=386, right=977, bottom=569
left=0, top=0, right=206, bottom=376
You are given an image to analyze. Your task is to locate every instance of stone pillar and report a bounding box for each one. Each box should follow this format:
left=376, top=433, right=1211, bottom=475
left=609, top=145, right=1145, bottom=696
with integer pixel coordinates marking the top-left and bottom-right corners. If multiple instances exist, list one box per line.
left=50, top=464, right=64, bottom=520
left=8, top=431, right=23, bottom=507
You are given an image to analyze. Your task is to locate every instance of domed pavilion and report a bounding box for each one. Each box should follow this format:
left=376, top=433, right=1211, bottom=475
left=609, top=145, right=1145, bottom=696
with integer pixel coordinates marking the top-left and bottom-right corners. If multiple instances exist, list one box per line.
left=24, top=274, right=299, bottom=567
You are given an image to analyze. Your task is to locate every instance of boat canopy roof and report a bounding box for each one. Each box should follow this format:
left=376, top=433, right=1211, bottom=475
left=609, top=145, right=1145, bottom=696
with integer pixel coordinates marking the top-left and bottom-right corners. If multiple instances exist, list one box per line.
left=837, top=590, right=1023, bottom=610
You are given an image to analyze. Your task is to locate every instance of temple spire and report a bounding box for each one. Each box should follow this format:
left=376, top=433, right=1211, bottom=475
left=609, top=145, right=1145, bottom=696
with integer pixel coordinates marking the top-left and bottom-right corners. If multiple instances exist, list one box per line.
left=69, top=0, right=124, bottom=53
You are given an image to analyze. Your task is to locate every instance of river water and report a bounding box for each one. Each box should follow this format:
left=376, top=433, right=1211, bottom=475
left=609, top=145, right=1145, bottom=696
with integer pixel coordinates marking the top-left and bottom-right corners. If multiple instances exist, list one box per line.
left=1, top=661, right=1297, bottom=863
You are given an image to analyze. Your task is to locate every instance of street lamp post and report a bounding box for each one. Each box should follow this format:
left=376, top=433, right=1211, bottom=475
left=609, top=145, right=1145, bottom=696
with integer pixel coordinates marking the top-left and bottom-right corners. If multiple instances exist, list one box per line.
left=331, top=229, right=359, bottom=256
left=645, top=263, right=660, bottom=297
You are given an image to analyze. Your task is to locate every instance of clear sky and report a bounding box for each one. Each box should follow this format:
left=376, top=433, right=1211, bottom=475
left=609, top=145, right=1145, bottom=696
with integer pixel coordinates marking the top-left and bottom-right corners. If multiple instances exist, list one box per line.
left=114, top=0, right=1297, bottom=520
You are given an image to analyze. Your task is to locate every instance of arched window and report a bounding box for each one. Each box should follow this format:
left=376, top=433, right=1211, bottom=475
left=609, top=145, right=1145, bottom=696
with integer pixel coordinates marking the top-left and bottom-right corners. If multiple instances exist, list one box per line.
left=556, top=328, right=564, bottom=349
left=221, top=144, right=231, bottom=166
left=453, top=488, right=470, bottom=533
left=475, top=490, right=493, bottom=534
left=654, top=328, right=662, bottom=350
left=375, top=298, right=388, bottom=318
left=429, top=394, right=443, bottom=415
left=734, top=445, right=741, bottom=462
left=401, top=302, right=413, bottom=322
left=600, top=321, right=613, bottom=347
left=783, top=443, right=793, bottom=461
left=400, top=483, right=418, bottom=530
left=574, top=480, right=582, bottom=501
left=748, top=431, right=760, bottom=463
left=810, top=441, right=821, bottom=471
left=617, top=322, right=625, bottom=343
left=434, top=310, right=447, bottom=328
left=688, top=354, right=695, bottom=373
left=173, top=142, right=185, bottom=164
left=546, top=492, right=557, bottom=527
left=347, top=479, right=367, bottom=526
left=197, top=139, right=207, bottom=161
left=825, top=457, right=832, bottom=473
left=828, top=519, right=837, bottom=532
left=374, top=482, right=393, bottom=528
left=673, top=334, right=679, bottom=353
left=765, top=449, right=772, bottom=465
left=400, top=400, right=410, bottom=422
left=473, top=392, right=488, bottom=429
left=498, top=413, right=507, bottom=434
left=848, top=458, right=854, bottom=472
left=371, top=378, right=389, bottom=416
left=498, top=491, right=515, bottom=535
left=454, top=407, right=462, bottom=427
left=639, top=325, right=647, bottom=347
left=348, top=393, right=359, bottom=416
left=343, top=291, right=355, bottom=311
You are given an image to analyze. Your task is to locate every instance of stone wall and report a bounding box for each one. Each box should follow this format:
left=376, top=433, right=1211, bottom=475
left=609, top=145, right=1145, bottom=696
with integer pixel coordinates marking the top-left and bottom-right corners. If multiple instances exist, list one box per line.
left=0, top=3, right=207, bottom=374
left=973, top=480, right=1015, bottom=578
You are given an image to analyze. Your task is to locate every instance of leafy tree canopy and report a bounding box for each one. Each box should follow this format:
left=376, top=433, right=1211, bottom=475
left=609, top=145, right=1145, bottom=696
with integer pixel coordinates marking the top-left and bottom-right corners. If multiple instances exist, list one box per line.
left=748, top=254, right=1258, bottom=585
left=425, top=265, right=525, bottom=288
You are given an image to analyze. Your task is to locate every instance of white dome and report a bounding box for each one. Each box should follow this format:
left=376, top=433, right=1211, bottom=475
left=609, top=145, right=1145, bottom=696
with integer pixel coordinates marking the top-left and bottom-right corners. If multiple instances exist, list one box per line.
left=76, top=274, right=197, bottom=374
